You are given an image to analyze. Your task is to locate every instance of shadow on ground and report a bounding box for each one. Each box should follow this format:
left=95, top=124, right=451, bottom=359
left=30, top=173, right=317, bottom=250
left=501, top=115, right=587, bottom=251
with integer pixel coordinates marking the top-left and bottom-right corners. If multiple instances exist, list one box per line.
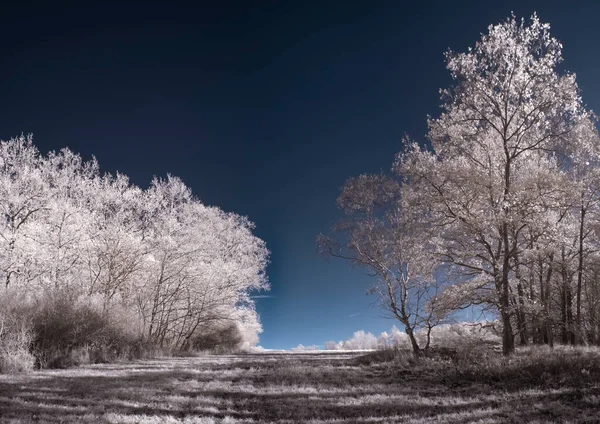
left=0, top=352, right=599, bottom=423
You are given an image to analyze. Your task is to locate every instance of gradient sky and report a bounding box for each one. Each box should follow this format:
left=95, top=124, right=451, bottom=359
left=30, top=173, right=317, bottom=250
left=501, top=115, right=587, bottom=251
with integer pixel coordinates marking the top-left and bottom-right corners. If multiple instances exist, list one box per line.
left=1, top=1, right=600, bottom=349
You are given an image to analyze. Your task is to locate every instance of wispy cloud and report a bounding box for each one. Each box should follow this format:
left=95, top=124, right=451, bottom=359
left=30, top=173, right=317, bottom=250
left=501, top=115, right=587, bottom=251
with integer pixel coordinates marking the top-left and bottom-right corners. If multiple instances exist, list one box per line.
left=348, top=312, right=360, bottom=317
left=250, top=295, right=276, bottom=299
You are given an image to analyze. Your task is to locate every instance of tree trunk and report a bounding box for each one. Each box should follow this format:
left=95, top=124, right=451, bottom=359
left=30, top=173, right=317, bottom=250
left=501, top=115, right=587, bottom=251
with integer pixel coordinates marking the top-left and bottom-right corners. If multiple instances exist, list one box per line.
left=533, top=258, right=545, bottom=345
left=513, top=254, right=529, bottom=345
left=405, top=327, right=421, bottom=357
left=567, top=286, right=575, bottom=345
left=500, top=156, right=515, bottom=356
left=424, top=324, right=433, bottom=356
left=516, top=281, right=528, bottom=345
left=576, top=202, right=586, bottom=344
left=544, top=254, right=554, bottom=348
left=500, top=225, right=515, bottom=356
left=561, top=280, right=568, bottom=344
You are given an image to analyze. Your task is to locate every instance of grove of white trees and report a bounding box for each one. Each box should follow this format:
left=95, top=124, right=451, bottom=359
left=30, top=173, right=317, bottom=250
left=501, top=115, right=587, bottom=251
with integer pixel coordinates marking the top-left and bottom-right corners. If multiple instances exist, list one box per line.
left=324, top=324, right=498, bottom=351
left=0, top=135, right=269, bottom=352
left=322, top=14, right=600, bottom=356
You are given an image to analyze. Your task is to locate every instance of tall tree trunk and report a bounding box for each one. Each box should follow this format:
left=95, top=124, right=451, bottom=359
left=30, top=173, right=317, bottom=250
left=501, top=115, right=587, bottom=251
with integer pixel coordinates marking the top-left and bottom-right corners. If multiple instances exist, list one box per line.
left=516, top=281, right=528, bottom=345
left=534, top=258, right=545, bottom=345
left=561, top=279, right=568, bottom=344
left=500, top=224, right=515, bottom=355
left=567, top=285, right=575, bottom=345
left=544, top=253, right=554, bottom=348
left=500, top=155, right=515, bottom=356
left=499, top=271, right=515, bottom=355
left=513, top=253, right=529, bottom=345
left=576, top=202, right=586, bottom=344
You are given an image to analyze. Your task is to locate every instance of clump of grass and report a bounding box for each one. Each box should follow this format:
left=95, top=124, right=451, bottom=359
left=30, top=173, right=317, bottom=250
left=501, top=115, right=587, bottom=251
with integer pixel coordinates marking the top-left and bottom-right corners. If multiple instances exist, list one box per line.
left=448, top=344, right=600, bottom=386
left=354, top=346, right=416, bottom=366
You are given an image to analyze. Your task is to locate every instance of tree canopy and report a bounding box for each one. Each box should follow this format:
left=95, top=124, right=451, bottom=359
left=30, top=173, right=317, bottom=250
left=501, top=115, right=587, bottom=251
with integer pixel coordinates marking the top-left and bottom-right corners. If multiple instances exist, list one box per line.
left=324, top=13, right=600, bottom=356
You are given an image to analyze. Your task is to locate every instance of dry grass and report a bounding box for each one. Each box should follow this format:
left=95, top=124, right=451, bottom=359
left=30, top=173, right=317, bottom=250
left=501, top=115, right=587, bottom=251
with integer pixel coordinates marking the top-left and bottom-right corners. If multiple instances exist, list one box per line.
left=0, top=347, right=599, bottom=423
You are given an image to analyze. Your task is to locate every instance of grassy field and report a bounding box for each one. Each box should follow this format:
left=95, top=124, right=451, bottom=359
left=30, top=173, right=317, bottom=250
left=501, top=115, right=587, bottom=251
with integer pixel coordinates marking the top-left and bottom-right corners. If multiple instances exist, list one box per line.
left=1, top=347, right=599, bottom=423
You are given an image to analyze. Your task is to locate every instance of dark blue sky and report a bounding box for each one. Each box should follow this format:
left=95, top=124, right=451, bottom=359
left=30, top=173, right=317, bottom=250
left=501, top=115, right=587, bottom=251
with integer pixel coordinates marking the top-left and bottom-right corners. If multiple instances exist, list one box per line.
left=1, top=1, right=599, bottom=349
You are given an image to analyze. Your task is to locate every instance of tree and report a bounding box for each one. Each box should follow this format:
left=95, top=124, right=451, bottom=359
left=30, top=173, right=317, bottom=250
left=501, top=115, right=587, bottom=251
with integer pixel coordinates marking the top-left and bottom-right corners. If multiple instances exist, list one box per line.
left=319, top=174, right=445, bottom=356
left=324, top=340, right=343, bottom=350
left=377, top=331, right=390, bottom=349
left=0, top=135, right=49, bottom=290
left=399, top=14, right=589, bottom=355
left=85, top=173, right=146, bottom=310
left=35, top=149, right=100, bottom=293
left=139, top=175, right=269, bottom=349
left=0, top=135, right=270, bottom=354
left=559, top=120, right=600, bottom=343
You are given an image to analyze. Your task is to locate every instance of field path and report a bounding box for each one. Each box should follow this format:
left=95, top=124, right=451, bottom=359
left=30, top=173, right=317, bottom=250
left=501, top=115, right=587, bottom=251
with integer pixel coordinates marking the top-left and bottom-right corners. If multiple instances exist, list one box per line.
left=0, top=352, right=598, bottom=423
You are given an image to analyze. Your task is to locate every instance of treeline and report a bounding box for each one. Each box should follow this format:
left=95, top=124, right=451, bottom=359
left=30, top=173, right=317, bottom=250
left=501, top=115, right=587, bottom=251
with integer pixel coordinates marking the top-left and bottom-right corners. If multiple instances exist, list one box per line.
left=323, top=324, right=499, bottom=351
left=321, top=14, right=600, bottom=356
left=0, top=136, right=269, bottom=371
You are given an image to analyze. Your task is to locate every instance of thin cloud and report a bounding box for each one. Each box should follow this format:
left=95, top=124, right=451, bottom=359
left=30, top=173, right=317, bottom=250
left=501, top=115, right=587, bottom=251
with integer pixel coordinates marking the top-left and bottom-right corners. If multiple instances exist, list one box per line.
left=250, top=295, right=276, bottom=299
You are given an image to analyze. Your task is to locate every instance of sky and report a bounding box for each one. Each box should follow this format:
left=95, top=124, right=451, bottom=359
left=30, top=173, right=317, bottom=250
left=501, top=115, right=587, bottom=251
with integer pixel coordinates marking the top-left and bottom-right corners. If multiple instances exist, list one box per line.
left=1, top=1, right=600, bottom=349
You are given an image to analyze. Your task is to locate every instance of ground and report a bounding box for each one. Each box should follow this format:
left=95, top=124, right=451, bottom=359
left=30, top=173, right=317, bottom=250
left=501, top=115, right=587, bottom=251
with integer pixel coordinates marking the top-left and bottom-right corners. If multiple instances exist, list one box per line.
left=0, top=349, right=599, bottom=423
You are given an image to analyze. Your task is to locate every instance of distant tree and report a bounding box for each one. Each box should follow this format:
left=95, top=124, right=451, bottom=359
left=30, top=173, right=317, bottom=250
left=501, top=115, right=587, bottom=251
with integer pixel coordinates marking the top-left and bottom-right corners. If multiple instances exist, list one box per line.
left=343, top=330, right=378, bottom=350
left=377, top=331, right=390, bottom=349
left=389, top=325, right=409, bottom=347
left=326, top=323, right=500, bottom=351
left=291, top=344, right=319, bottom=352
left=324, top=340, right=341, bottom=350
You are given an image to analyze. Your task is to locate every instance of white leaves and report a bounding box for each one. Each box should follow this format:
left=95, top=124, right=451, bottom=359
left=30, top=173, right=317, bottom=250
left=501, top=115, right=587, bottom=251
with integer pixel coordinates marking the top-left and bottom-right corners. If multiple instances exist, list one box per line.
left=324, top=330, right=379, bottom=351
left=0, top=135, right=270, bottom=348
left=432, top=13, right=584, bottom=166
left=394, top=14, right=600, bottom=349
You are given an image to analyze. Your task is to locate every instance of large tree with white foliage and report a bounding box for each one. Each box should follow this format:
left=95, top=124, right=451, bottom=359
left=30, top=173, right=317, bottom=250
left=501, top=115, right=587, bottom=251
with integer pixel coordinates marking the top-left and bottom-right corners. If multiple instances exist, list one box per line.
left=399, top=13, right=597, bottom=355
left=325, top=13, right=600, bottom=356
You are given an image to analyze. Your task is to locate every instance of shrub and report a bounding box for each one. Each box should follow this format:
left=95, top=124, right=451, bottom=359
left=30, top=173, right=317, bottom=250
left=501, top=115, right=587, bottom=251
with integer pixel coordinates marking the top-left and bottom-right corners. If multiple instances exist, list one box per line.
left=0, top=320, right=35, bottom=373
left=31, top=293, right=153, bottom=368
left=417, top=322, right=500, bottom=349
left=0, top=291, right=35, bottom=374
left=355, top=346, right=414, bottom=366
left=188, top=323, right=243, bottom=353
left=440, top=344, right=600, bottom=387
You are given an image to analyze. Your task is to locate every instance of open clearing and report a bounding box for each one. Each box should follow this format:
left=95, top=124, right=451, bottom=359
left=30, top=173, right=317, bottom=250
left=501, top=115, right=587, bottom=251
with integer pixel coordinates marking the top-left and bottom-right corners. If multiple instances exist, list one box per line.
left=1, top=350, right=599, bottom=423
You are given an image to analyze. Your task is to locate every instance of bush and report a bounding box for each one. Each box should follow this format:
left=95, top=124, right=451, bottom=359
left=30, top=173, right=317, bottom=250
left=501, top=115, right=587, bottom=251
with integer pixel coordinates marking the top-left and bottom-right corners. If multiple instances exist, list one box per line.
left=0, top=289, right=158, bottom=371
left=355, top=346, right=415, bottom=366
left=0, top=320, right=35, bottom=374
left=31, top=293, right=153, bottom=368
left=0, top=291, right=35, bottom=374
left=188, top=323, right=243, bottom=353
left=417, top=322, right=500, bottom=350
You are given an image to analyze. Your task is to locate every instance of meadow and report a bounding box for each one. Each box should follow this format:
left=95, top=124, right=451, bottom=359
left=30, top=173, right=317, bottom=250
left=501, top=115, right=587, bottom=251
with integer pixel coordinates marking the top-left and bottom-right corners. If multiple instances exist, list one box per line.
left=1, top=347, right=599, bottom=424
